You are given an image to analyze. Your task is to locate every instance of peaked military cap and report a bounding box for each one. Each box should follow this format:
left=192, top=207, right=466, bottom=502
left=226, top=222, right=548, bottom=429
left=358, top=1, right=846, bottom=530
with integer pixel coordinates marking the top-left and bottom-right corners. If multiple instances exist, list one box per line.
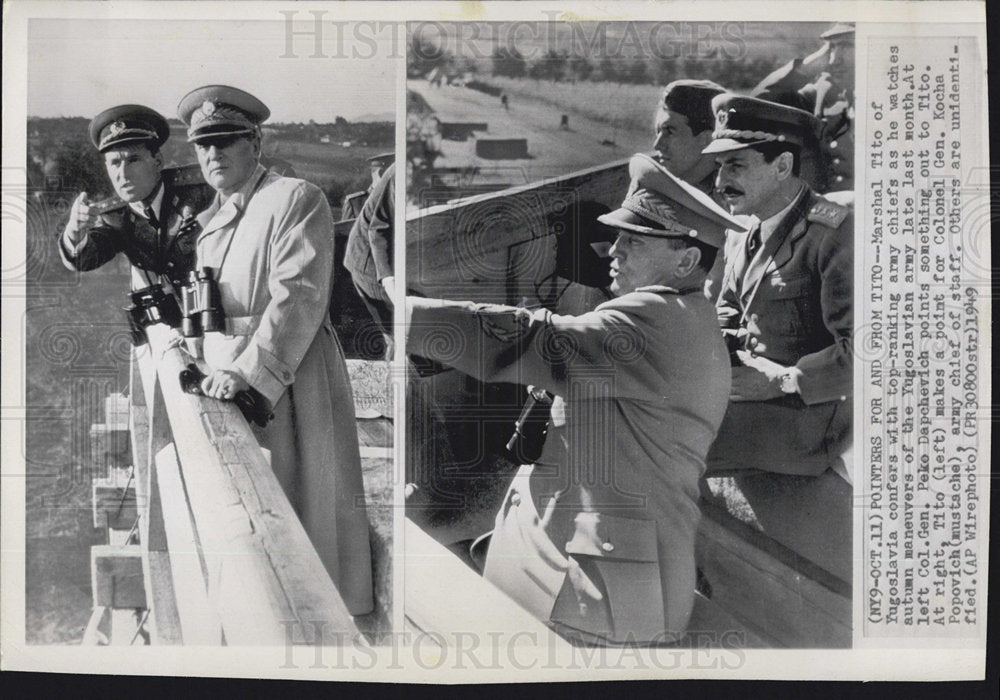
left=660, top=79, right=726, bottom=134
left=177, top=85, right=270, bottom=143
left=368, top=152, right=395, bottom=166
left=89, top=104, right=170, bottom=152
left=598, top=153, right=746, bottom=248
left=702, top=93, right=823, bottom=154
left=821, top=23, right=855, bottom=40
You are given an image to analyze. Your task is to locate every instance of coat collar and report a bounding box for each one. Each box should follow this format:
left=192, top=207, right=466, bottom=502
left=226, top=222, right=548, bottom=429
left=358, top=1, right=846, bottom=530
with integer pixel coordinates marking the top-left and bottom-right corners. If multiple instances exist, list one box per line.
left=197, top=164, right=269, bottom=240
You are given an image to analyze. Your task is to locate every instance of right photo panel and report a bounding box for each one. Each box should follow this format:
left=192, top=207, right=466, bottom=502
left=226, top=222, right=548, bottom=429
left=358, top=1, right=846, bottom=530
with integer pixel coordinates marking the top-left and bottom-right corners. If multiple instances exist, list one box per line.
left=402, top=19, right=855, bottom=650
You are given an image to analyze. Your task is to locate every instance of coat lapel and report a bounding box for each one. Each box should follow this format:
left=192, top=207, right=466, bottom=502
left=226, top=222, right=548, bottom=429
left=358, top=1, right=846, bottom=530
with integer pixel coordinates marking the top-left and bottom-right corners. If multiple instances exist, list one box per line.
left=739, top=187, right=811, bottom=307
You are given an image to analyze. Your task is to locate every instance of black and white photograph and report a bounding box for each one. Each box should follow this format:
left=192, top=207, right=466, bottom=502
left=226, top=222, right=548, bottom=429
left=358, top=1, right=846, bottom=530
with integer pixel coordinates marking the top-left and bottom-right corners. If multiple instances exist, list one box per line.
left=0, top=0, right=990, bottom=684
left=403, top=19, right=857, bottom=649
left=18, top=15, right=395, bottom=648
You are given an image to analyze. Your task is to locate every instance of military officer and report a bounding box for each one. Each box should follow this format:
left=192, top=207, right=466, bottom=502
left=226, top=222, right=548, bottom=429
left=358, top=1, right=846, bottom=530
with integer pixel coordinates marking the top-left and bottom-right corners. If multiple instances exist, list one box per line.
left=344, top=162, right=395, bottom=354
left=651, top=79, right=738, bottom=301
left=178, top=85, right=373, bottom=614
left=58, top=104, right=212, bottom=292
left=752, top=23, right=855, bottom=192
left=652, top=79, right=726, bottom=196
left=408, top=154, right=745, bottom=645
left=704, top=94, right=853, bottom=476
left=340, top=152, right=394, bottom=222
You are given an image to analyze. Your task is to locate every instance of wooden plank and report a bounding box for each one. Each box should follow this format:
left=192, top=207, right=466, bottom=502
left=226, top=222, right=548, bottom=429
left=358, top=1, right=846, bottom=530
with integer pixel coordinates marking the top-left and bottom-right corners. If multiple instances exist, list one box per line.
left=404, top=518, right=575, bottom=651
left=92, top=478, right=136, bottom=531
left=406, top=159, right=629, bottom=303
left=91, top=545, right=146, bottom=609
left=695, top=512, right=851, bottom=648
left=139, top=324, right=359, bottom=645
left=152, top=443, right=222, bottom=645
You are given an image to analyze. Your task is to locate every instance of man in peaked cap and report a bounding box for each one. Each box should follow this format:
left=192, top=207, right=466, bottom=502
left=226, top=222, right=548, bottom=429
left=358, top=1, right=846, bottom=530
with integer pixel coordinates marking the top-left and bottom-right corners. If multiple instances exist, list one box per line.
left=407, top=153, right=745, bottom=645
left=58, top=104, right=212, bottom=293
left=340, top=152, right=395, bottom=222
left=177, top=85, right=374, bottom=615
left=704, top=93, right=853, bottom=479
left=752, top=23, right=856, bottom=192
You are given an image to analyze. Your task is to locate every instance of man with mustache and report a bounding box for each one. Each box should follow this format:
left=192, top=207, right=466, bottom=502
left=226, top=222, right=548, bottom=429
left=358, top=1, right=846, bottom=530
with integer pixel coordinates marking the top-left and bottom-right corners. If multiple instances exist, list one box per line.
left=704, top=94, right=853, bottom=478
left=58, top=105, right=211, bottom=293
left=177, top=85, right=373, bottom=614
left=408, top=154, right=744, bottom=645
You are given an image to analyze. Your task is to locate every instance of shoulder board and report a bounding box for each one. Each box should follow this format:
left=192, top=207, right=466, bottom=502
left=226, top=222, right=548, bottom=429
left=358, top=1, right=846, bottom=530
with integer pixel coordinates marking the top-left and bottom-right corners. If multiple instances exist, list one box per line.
left=807, top=198, right=849, bottom=228
left=345, top=191, right=366, bottom=201
left=91, top=194, right=127, bottom=215
left=163, top=163, right=206, bottom=188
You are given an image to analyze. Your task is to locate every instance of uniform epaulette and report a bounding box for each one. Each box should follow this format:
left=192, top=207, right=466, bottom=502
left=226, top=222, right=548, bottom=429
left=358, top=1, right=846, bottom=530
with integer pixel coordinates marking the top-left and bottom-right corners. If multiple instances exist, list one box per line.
left=807, top=198, right=849, bottom=228
left=163, top=162, right=206, bottom=188
left=91, top=194, right=127, bottom=214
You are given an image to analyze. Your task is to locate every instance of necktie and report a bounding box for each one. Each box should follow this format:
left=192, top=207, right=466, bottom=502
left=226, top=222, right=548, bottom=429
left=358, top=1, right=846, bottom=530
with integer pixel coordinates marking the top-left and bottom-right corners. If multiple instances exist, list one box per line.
left=745, top=223, right=762, bottom=261
left=143, top=205, right=160, bottom=232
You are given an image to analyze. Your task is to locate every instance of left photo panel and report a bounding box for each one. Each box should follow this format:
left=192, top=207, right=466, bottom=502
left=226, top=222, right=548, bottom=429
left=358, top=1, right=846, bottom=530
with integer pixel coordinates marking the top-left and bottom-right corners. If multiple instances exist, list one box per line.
left=24, top=18, right=396, bottom=646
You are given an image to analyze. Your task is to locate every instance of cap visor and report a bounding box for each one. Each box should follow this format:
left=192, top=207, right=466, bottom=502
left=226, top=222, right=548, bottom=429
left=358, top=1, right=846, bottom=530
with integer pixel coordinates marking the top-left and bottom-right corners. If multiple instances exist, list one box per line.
left=598, top=209, right=674, bottom=237
left=188, top=124, right=255, bottom=143
left=701, top=138, right=755, bottom=154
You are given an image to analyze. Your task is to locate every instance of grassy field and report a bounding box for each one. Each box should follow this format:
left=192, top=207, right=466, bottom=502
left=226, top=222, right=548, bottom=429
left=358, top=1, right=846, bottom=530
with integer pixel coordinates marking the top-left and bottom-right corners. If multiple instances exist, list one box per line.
left=24, top=117, right=394, bottom=644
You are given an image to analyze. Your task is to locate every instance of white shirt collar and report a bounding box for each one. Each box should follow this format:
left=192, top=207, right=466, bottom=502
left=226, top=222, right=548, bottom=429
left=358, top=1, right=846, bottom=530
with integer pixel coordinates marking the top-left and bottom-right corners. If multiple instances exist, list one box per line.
left=128, top=181, right=165, bottom=221
left=758, top=185, right=805, bottom=244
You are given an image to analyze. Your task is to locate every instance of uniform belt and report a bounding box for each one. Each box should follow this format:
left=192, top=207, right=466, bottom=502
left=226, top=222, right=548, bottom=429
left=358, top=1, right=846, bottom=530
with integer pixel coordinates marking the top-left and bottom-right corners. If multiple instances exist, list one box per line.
left=224, top=314, right=262, bottom=336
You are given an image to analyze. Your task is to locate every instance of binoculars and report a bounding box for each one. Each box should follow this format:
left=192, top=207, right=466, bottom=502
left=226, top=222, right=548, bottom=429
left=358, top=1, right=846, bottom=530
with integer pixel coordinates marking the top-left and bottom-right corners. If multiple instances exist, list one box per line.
left=179, top=267, right=225, bottom=338
left=125, top=284, right=182, bottom=346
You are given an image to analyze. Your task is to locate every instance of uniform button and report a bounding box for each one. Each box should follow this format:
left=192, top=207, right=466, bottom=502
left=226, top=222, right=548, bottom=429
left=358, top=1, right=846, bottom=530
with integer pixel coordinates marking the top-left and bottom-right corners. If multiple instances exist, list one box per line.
left=510, top=493, right=521, bottom=506
left=829, top=140, right=838, bottom=149
left=832, top=158, right=841, bottom=165
left=601, top=542, right=614, bottom=553
left=749, top=337, right=759, bottom=348
left=836, top=175, right=844, bottom=183
left=749, top=313, right=759, bottom=324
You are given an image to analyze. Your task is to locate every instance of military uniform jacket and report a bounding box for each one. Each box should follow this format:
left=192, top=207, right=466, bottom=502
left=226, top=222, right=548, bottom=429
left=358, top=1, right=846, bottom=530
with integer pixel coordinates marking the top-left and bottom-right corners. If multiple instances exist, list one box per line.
left=409, top=287, right=732, bottom=643
left=195, top=164, right=373, bottom=614
left=344, top=163, right=394, bottom=298
left=709, top=187, right=853, bottom=475
left=58, top=165, right=212, bottom=290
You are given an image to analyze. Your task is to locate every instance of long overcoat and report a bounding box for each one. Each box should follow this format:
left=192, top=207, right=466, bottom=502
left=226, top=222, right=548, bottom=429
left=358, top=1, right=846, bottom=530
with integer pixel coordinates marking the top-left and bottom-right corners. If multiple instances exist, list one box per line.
left=195, top=164, right=373, bottom=614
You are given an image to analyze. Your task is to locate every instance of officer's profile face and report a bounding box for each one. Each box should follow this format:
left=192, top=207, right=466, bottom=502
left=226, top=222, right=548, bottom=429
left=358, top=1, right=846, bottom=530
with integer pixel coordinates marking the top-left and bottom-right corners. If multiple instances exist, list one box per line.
left=653, top=108, right=711, bottom=180
left=714, top=149, right=791, bottom=217
left=608, top=231, right=698, bottom=296
left=194, top=133, right=261, bottom=196
left=103, top=144, right=163, bottom=204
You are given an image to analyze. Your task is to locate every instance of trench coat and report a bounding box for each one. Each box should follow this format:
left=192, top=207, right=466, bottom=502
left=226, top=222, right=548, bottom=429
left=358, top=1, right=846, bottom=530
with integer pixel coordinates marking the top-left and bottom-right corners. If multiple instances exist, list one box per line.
left=409, top=286, right=731, bottom=644
left=195, top=164, right=373, bottom=614
left=58, top=165, right=212, bottom=291
left=708, top=187, right=853, bottom=476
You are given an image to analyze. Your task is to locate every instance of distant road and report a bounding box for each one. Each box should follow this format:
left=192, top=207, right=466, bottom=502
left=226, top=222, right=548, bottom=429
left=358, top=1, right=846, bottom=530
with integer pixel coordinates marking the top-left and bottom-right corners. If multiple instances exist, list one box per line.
left=410, top=79, right=651, bottom=186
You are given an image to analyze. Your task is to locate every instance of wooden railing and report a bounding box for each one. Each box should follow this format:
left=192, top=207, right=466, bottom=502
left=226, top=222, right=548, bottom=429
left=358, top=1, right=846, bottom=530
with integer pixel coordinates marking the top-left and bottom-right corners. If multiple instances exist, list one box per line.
left=84, top=323, right=358, bottom=645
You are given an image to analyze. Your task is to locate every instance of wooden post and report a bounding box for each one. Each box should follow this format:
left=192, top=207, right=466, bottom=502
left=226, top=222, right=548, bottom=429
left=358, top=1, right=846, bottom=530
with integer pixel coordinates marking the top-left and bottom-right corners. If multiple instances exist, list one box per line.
left=137, top=324, right=359, bottom=645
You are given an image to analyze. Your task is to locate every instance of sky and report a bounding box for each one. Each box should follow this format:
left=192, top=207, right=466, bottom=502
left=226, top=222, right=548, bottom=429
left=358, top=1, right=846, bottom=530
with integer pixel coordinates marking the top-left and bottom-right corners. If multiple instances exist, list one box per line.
left=28, top=18, right=397, bottom=123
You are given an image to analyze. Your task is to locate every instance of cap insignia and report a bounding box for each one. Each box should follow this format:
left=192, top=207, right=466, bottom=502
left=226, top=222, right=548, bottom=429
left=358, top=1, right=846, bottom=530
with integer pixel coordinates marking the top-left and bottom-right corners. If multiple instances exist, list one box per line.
left=110, top=121, right=126, bottom=136
left=202, top=100, right=217, bottom=117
